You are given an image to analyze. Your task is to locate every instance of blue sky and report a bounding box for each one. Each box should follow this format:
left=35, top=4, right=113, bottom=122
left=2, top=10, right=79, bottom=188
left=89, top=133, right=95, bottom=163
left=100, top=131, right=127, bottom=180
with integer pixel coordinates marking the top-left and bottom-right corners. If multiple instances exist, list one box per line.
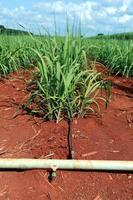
left=0, top=0, right=133, bottom=35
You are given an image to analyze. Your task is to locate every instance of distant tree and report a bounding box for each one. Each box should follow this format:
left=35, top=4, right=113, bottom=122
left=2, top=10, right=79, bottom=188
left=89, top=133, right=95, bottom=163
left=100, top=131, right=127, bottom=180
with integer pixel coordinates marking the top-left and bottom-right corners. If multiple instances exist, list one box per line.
left=0, top=25, right=33, bottom=35
left=0, top=25, right=6, bottom=33
left=0, top=25, right=5, bottom=29
left=97, top=33, right=104, bottom=36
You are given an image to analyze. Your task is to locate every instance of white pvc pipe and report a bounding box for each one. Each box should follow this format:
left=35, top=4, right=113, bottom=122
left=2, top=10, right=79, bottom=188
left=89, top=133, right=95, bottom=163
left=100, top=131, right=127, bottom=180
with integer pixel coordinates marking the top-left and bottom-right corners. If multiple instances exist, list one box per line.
left=0, top=159, right=132, bottom=171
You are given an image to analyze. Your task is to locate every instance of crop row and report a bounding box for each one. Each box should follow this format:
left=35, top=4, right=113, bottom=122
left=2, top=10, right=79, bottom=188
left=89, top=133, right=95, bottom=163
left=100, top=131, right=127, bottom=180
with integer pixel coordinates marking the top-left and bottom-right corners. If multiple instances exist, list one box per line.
left=0, top=34, right=133, bottom=77
left=86, top=38, right=133, bottom=77
left=0, top=31, right=132, bottom=122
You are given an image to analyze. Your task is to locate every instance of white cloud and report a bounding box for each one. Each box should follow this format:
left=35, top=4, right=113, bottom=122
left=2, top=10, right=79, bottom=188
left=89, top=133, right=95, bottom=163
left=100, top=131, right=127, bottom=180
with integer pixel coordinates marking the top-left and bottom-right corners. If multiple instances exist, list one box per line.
left=120, top=4, right=127, bottom=13
left=34, top=1, right=65, bottom=13
left=104, top=7, right=117, bottom=15
left=117, top=14, right=133, bottom=24
left=0, top=0, right=133, bottom=35
left=0, top=4, right=50, bottom=26
left=34, top=1, right=96, bottom=22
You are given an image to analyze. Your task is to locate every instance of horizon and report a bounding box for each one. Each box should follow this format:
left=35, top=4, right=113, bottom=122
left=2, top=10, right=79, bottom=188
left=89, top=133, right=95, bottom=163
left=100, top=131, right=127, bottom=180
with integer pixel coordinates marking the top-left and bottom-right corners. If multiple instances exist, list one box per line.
left=0, top=0, right=133, bottom=36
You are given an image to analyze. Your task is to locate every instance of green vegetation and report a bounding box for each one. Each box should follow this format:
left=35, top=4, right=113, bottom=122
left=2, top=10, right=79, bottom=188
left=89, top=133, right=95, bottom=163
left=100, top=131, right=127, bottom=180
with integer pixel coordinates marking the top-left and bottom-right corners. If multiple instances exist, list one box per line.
left=110, top=32, right=133, bottom=40
left=26, top=33, right=104, bottom=122
left=86, top=39, right=133, bottom=77
left=0, top=29, right=107, bottom=122
left=0, top=31, right=133, bottom=78
left=94, top=32, right=133, bottom=40
left=0, top=25, right=32, bottom=35
left=0, top=34, right=36, bottom=76
left=0, top=27, right=133, bottom=122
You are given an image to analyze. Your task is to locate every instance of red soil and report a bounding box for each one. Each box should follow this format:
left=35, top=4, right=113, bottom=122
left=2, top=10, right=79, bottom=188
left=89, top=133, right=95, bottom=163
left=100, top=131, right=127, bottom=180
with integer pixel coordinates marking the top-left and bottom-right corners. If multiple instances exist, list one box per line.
left=0, top=68, right=132, bottom=200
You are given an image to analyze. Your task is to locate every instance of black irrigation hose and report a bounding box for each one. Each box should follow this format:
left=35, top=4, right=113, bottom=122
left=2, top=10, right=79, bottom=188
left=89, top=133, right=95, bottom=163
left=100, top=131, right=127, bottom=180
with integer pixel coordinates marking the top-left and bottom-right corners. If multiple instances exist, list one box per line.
left=67, top=119, right=74, bottom=159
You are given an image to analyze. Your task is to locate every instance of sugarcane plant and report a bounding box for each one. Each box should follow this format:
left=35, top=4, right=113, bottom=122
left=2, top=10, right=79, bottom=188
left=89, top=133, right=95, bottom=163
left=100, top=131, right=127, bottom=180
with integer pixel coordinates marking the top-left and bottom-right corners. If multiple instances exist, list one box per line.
left=22, top=26, right=108, bottom=159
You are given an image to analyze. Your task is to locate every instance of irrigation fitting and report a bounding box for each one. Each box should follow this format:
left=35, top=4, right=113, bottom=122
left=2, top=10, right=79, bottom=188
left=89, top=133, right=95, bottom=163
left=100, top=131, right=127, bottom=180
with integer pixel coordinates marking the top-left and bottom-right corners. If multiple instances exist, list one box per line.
left=49, top=165, right=58, bottom=182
